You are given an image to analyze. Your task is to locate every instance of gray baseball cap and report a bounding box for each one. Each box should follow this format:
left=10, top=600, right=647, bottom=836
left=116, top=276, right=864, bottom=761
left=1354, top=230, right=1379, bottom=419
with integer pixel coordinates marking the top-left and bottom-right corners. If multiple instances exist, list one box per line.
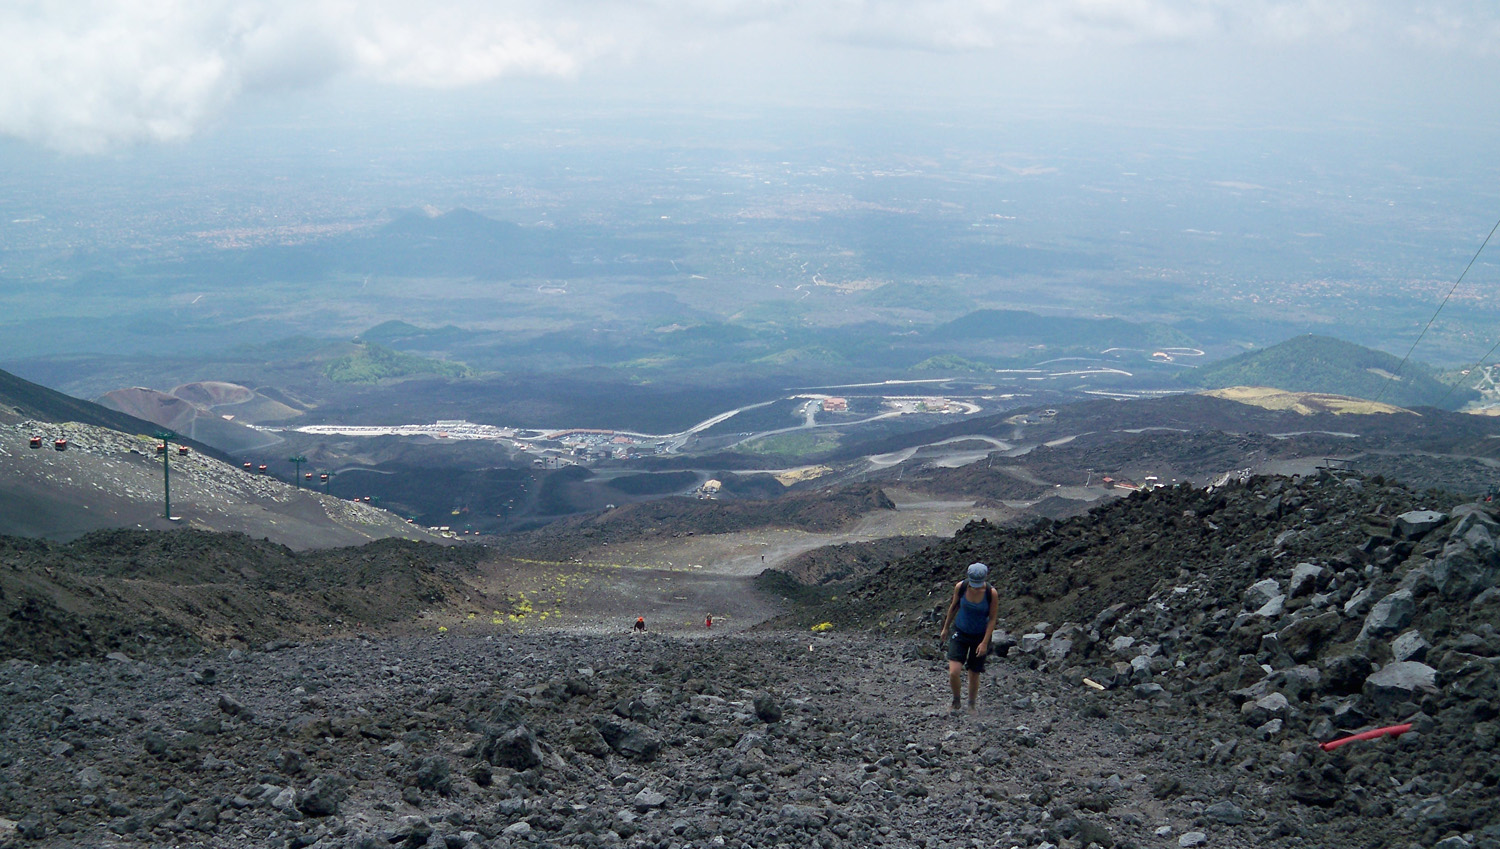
left=967, top=562, right=989, bottom=587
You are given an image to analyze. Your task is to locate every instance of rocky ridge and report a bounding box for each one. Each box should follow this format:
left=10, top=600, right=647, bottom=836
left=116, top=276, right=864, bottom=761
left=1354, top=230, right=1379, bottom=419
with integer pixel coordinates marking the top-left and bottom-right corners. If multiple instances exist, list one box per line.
left=0, top=420, right=440, bottom=548
left=778, top=471, right=1500, bottom=846
left=0, top=530, right=487, bottom=664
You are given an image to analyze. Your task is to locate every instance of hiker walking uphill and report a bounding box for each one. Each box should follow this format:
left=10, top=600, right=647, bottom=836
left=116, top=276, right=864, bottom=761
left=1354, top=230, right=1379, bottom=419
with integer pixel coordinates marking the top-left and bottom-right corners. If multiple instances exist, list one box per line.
left=939, top=562, right=999, bottom=714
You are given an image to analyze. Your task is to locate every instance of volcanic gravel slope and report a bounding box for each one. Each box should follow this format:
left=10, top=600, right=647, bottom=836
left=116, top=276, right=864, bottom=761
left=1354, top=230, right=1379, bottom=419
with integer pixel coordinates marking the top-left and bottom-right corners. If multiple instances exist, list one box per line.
left=4, top=471, right=1500, bottom=848
left=0, top=631, right=1327, bottom=849
left=0, top=531, right=488, bottom=664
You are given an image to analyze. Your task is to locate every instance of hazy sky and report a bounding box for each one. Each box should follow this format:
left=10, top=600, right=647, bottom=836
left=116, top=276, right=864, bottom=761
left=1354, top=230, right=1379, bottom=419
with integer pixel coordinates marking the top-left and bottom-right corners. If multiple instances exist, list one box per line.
left=3, top=1, right=1499, bottom=154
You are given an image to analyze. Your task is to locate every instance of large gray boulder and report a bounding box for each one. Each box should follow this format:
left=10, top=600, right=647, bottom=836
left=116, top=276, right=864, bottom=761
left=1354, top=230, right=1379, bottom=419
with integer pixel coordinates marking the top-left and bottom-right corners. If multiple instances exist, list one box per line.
left=1321, top=653, right=1373, bottom=696
left=564, top=722, right=610, bottom=757
left=1450, top=506, right=1500, bottom=550
left=1344, top=587, right=1375, bottom=617
left=1043, top=634, right=1075, bottom=664
left=1288, top=563, right=1327, bottom=598
left=1394, top=510, right=1447, bottom=539
left=1398, top=564, right=1435, bottom=594
left=593, top=718, right=661, bottom=762
left=1245, top=579, right=1283, bottom=609
left=1254, top=594, right=1286, bottom=620
left=1205, top=800, right=1246, bottom=825
left=632, top=788, right=667, bottom=810
left=1363, top=661, right=1438, bottom=715
left=753, top=692, right=783, bottom=723
left=1391, top=630, right=1430, bottom=663
left=1474, top=586, right=1500, bottom=611
left=1075, top=819, right=1115, bottom=848
left=1278, top=611, right=1342, bottom=663
left=295, top=775, right=346, bottom=817
left=482, top=725, right=544, bottom=770
left=1430, top=545, right=1499, bottom=601
left=1266, top=665, right=1321, bottom=702
left=1358, top=590, right=1415, bottom=641
left=1432, top=508, right=1500, bottom=599
left=1242, top=692, right=1289, bottom=726
left=1129, top=655, right=1153, bottom=684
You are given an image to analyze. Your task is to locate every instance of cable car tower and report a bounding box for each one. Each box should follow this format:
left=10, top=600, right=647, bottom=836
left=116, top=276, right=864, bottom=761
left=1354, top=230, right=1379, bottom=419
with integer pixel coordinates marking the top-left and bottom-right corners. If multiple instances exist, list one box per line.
left=153, top=430, right=179, bottom=520
left=288, top=455, right=308, bottom=488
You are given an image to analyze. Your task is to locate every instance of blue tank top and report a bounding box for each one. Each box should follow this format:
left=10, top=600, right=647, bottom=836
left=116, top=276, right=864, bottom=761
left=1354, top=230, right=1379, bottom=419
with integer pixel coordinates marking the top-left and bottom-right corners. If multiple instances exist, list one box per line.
left=954, top=587, right=991, bottom=636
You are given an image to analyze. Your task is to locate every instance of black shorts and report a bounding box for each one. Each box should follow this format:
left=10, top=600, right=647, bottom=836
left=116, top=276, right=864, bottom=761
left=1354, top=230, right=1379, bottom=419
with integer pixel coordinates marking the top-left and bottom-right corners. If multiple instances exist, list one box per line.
left=947, top=632, right=988, bottom=673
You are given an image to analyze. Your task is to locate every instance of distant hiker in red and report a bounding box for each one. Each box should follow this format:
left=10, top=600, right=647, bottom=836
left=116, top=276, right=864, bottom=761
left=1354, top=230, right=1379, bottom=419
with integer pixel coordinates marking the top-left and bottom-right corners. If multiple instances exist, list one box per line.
left=939, top=562, right=999, bottom=714
left=705, top=614, right=713, bottom=629
left=633, top=617, right=646, bottom=633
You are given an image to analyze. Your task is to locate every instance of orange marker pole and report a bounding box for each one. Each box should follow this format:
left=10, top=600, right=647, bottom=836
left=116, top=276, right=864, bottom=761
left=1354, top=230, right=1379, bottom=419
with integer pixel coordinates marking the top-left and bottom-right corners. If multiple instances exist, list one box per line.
left=1319, top=723, right=1413, bottom=752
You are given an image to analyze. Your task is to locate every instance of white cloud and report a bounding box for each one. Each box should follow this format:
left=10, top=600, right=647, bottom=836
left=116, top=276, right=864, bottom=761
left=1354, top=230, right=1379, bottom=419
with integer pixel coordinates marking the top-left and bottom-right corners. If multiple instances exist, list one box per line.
left=0, top=0, right=598, bottom=152
left=802, top=0, right=1489, bottom=52
left=347, top=7, right=593, bottom=87
left=1, top=0, right=1497, bottom=152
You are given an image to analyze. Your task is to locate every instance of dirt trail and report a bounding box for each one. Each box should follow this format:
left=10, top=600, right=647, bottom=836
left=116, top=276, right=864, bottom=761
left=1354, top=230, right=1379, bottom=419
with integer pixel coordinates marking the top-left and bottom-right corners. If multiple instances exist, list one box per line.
left=575, top=493, right=1010, bottom=579
left=457, top=496, right=1013, bottom=637
left=459, top=561, right=777, bottom=638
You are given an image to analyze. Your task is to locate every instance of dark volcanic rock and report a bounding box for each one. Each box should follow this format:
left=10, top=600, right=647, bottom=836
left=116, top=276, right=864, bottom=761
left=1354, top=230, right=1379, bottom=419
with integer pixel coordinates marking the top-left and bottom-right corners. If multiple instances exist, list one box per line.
left=753, top=692, right=783, bottom=723
left=1395, top=510, right=1447, bottom=539
left=481, top=724, right=543, bottom=770
left=593, top=717, right=661, bottom=761
left=1359, top=589, right=1416, bottom=640
left=295, top=775, right=346, bottom=817
left=1363, top=661, right=1439, bottom=715
left=409, top=755, right=454, bottom=796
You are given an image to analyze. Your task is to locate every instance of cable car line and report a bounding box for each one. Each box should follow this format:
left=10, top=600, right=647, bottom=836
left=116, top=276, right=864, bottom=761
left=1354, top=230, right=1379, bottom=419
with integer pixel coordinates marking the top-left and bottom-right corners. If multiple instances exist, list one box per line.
left=1374, top=214, right=1500, bottom=406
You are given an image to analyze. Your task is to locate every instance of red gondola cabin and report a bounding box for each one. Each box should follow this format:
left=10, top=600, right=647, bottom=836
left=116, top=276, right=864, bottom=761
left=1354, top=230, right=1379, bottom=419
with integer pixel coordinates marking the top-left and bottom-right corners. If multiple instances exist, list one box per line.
left=29, top=436, right=41, bottom=449
left=53, top=439, right=68, bottom=451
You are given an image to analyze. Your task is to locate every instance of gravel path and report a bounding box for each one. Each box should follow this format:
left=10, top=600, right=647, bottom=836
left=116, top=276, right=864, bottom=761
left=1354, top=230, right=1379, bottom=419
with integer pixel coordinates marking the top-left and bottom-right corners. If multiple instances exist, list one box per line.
left=0, top=631, right=1257, bottom=849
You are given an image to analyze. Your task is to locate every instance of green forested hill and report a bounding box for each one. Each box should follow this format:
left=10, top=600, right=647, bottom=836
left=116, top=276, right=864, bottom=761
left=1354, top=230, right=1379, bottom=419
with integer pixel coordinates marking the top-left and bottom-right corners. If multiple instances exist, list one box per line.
left=1180, top=334, right=1471, bottom=409
left=323, top=343, right=471, bottom=384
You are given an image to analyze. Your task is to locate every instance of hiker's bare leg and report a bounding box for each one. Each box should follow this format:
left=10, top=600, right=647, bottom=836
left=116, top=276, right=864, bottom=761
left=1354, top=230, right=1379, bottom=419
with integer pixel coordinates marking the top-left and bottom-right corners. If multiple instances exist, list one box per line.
left=967, top=671, right=980, bottom=712
left=948, top=660, right=963, bottom=709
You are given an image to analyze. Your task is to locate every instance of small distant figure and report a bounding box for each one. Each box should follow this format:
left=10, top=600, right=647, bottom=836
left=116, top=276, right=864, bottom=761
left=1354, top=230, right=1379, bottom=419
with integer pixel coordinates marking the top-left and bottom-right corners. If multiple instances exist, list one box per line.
left=705, top=613, right=713, bottom=629
left=633, top=616, right=646, bottom=633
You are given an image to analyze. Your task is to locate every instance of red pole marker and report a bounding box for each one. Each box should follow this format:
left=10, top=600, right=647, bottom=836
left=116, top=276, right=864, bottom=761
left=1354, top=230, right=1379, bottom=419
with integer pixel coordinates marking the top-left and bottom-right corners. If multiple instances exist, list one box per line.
left=1319, top=723, right=1413, bottom=752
